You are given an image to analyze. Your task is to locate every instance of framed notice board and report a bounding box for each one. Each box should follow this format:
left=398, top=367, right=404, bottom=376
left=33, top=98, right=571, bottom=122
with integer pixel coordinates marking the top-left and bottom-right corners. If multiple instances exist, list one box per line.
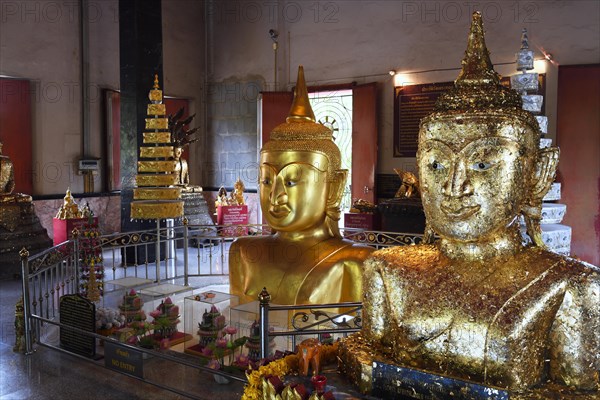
left=393, top=82, right=453, bottom=157
left=393, top=75, right=545, bottom=157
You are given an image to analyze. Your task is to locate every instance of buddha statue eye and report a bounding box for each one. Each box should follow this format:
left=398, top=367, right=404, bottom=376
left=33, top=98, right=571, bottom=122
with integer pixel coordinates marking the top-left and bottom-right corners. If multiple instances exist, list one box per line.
left=285, top=180, right=297, bottom=187
left=261, top=178, right=272, bottom=185
left=431, top=161, right=444, bottom=171
left=472, top=161, right=492, bottom=171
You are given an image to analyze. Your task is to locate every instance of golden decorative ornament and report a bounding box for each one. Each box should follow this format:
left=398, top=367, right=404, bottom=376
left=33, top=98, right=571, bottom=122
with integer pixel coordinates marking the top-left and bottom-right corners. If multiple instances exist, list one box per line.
left=134, top=174, right=178, bottom=187
left=136, top=160, right=178, bottom=173
left=55, top=188, right=82, bottom=220
left=229, top=66, right=374, bottom=306
left=148, top=74, right=162, bottom=101
left=133, top=187, right=181, bottom=201
left=143, top=132, right=171, bottom=144
left=130, top=201, right=184, bottom=220
left=147, top=103, right=166, bottom=116
left=145, top=117, right=168, bottom=130
left=351, top=12, right=600, bottom=398
left=130, top=76, right=184, bottom=220
left=139, top=146, right=174, bottom=159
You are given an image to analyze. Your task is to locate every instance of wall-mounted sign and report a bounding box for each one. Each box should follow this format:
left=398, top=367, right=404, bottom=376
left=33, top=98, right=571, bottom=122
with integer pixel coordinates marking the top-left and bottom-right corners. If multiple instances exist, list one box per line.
left=393, top=75, right=545, bottom=158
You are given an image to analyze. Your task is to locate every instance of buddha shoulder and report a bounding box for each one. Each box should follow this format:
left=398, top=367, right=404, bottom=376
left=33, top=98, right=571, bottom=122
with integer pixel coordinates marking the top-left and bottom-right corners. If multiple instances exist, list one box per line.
left=334, top=239, right=376, bottom=260
left=366, top=244, right=440, bottom=272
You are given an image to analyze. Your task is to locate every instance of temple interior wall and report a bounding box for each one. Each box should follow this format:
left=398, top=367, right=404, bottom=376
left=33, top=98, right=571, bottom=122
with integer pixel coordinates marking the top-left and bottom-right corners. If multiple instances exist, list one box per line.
left=1, top=0, right=598, bottom=260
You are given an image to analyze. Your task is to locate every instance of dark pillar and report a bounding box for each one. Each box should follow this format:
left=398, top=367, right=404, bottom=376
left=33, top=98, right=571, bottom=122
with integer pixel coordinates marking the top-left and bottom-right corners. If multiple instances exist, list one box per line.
left=119, top=0, right=164, bottom=263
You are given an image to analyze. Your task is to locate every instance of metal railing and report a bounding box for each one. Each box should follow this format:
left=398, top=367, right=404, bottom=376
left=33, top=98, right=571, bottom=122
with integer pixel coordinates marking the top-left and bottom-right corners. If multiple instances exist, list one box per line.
left=18, top=223, right=422, bottom=397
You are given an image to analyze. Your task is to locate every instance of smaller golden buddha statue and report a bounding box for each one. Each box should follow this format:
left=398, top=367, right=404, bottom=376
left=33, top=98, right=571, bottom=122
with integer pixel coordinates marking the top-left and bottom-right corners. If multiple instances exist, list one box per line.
left=229, top=66, right=374, bottom=306
left=230, top=178, right=245, bottom=206
left=169, top=107, right=200, bottom=190
left=350, top=13, right=599, bottom=398
left=55, top=188, right=82, bottom=220
left=173, top=146, right=190, bottom=186
left=0, top=143, right=51, bottom=268
left=393, top=168, right=419, bottom=198
left=0, top=142, right=31, bottom=204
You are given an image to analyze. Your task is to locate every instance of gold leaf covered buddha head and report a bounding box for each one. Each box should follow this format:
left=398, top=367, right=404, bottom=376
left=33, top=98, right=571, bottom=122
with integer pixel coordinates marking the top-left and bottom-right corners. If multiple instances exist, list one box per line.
left=417, top=12, right=558, bottom=254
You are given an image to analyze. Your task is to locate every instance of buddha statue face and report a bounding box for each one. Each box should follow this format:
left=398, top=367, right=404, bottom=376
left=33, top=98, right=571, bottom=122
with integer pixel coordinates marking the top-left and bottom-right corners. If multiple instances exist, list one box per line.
left=174, top=147, right=183, bottom=160
left=259, top=150, right=330, bottom=232
left=418, top=116, right=534, bottom=242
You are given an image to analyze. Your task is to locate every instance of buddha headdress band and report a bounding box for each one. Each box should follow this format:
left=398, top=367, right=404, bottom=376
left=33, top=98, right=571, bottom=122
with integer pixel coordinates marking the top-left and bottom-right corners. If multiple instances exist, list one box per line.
left=420, top=12, right=541, bottom=149
left=262, top=66, right=342, bottom=177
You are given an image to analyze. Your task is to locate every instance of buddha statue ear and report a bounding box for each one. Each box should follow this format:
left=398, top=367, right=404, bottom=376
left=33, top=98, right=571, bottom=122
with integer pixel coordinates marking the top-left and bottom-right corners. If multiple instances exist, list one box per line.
left=522, top=146, right=559, bottom=247
left=325, top=169, right=347, bottom=238
left=326, top=169, right=348, bottom=209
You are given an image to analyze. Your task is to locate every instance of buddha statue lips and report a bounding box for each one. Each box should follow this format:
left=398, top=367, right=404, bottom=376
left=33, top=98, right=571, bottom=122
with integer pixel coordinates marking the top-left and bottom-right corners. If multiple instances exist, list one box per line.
left=228, top=66, right=374, bottom=306
left=355, top=12, right=600, bottom=397
left=440, top=202, right=480, bottom=220
left=269, top=204, right=291, bottom=219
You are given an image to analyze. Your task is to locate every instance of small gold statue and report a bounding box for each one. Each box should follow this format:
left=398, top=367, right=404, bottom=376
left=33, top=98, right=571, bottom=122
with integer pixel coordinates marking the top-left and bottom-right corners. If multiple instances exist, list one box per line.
left=169, top=107, right=200, bottom=188
left=229, top=66, right=374, bottom=305
left=55, top=188, right=82, bottom=219
left=215, top=186, right=229, bottom=207
left=393, top=168, right=419, bottom=198
left=353, top=12, right=599, bottom=397
left=0, top=142, right=31, bottom=204
left=173, top=146, right=190, bottom=186
left=349, top=199, right=377, bottom=214
left=230, top=178, right=245, bottom=206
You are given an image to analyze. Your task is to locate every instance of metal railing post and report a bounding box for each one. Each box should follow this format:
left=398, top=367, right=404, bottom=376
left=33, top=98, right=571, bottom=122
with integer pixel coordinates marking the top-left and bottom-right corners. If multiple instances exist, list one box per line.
left=183, top=218, right=189, bottom=286
left=72, top=228, right=80, bottom=293
left=155, top=219, right=161, bottom=283
left=259, top=287, right=271, bottom=359
left=19, top=248, right=34, bottom=355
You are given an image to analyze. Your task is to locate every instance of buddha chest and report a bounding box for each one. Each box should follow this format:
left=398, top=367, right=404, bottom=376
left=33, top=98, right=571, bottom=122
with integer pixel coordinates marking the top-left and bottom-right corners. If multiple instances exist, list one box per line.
left=380, top=253, right=566, bottom=389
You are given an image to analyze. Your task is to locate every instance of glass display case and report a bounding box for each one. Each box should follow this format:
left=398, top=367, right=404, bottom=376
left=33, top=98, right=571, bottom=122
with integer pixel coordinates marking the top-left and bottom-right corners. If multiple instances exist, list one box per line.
left=183, top=290, right=239, bottom=357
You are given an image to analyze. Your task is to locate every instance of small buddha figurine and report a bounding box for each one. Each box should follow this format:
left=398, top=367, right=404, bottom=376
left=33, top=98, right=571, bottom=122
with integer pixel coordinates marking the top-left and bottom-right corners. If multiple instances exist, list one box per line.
left=230, top=178, right=245, bottom=206
left=173, top=146, right=190, bottom=186
left=55, top=188, right=82, bottom=219
left=0, top=142, right=31, bottom=204
left=169, top=107, right=199, bottom=190
left=215, top=186, right=229, bottom=207
left=360, top=13, right=599, bottom=396
left=229, top=66, right=374, bottom=305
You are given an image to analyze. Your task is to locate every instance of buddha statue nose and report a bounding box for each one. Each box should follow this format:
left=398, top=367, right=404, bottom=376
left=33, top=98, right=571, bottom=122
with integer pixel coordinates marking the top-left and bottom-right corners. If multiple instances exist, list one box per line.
left=443, top=160, right=473, bottom=198
left=271, top=176, right=288, bottom=205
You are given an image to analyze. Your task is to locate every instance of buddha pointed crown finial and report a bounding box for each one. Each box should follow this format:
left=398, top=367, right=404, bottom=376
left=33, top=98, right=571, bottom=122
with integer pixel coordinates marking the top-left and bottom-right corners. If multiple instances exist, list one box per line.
left=433, top=12, right=527, bottom=116
left=455, top=11, right=500, bottom=87
left=286, top=65, right=316, bottom=123
left=264, top=65, right=340, bottom=173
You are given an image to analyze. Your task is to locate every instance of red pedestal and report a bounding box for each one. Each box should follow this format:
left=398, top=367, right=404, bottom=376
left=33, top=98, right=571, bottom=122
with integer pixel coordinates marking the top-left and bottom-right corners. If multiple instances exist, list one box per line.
left=52, top=217, right=98, bottom=245
left=344, top=213, right=380, bottom=230
left=216, top=205, right=248, bottom=236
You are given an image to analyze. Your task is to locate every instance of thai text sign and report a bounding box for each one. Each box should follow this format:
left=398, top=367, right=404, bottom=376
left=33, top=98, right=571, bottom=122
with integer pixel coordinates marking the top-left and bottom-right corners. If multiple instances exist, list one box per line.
left=104, top=341, right=144, bottom=379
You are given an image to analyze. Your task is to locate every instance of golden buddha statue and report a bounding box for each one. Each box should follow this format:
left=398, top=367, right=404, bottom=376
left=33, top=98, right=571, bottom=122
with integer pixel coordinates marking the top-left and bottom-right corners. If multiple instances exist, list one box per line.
left=169, top=107, right=200, bottom=191
left=55, top=188, right=82, bottom=220
left=229, top=66, right=374, bottom=305
left=173, top=146, right=190, bottom=186
left=0, top=142, right=51, bottom=271
left=0, top=142, right=31, bottom=204
left=230, top=178, right=245, bottom=206
left=351, top=13, right=599, bottom=398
